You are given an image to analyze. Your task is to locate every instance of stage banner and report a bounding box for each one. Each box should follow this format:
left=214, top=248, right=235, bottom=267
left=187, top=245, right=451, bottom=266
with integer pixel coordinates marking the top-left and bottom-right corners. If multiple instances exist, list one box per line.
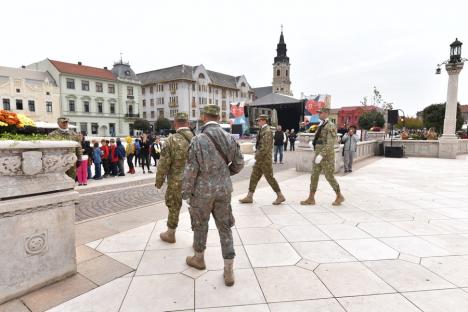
left=304, top=95, right=327, bottom=123
left=229, top=101, right=248, bottom=133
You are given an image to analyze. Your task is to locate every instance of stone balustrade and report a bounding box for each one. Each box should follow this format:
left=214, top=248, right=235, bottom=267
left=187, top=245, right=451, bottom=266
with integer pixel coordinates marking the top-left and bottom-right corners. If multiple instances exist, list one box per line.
left=458, top=139, right=468, bottom=154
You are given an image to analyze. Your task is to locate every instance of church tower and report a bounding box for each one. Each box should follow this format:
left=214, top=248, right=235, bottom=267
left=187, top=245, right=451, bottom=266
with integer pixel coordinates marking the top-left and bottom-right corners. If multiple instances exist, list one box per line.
left=272, top=26, right=292, bottom=96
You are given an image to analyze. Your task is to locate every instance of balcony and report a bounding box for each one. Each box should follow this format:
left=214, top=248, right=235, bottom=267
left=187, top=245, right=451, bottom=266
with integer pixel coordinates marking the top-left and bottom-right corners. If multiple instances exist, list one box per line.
left=125, top=113, right=140, bottom=118
left=169, top=102, right=178, bottom=108
left=127, top=95, right=134, bottom=100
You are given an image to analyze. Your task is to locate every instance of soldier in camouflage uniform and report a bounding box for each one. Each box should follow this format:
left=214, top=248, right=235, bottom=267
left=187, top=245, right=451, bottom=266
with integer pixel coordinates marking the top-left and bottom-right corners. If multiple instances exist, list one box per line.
left=182, top=105, right=244, bottom=286
left=155, top=112, right=194, bottom=243
left=301, top=108, right=345, bottom=206
left=48, top=117, right=82, bottom=180
left=239, top=114, right=285, bottom=205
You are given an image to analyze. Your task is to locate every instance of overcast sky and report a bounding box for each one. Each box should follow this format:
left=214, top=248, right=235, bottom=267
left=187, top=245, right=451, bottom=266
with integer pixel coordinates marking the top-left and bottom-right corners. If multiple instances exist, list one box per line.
left=3, top=0, right=468, bottom=115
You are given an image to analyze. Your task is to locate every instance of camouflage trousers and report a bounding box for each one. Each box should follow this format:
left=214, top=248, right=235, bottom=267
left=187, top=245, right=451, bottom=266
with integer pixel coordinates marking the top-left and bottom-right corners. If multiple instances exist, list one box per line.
left=166, top=181, right=183, bottom=229
left=310, top=158, right=340, bottom=193
left=188, top=195, right=235, bottom=259
left=248, top=160, right=281, bottom=193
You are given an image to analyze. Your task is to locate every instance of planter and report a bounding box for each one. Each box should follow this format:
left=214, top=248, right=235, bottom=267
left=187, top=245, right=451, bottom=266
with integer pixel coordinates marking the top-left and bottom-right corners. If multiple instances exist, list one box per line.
left=0, top=140, right=79, bottom=303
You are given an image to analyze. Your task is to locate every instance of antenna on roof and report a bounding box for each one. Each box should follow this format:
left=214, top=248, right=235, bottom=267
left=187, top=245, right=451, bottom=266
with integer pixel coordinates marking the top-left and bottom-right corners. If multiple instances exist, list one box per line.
left=281, top=24, right=283, bottom=32
left=120, top=51, right=123, bottom=63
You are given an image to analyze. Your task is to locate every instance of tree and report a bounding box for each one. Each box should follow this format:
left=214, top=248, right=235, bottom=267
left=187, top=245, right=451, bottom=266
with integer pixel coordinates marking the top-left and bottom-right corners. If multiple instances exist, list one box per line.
left=359, top=111, right=385, bottom=130
left=422, top=103, right=464, bottom=133
left=155, top=117, right=171, bottom=130
left=396, top=117, right=424, bottom=129
left=133, top=118, right=150, bottom=131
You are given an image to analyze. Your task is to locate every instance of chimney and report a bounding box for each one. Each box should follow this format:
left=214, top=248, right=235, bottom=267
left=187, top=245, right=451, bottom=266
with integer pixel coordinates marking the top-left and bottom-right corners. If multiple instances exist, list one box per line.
left=21, top=65, right=26, bottom=69
left=78, top=62, right=82, bottom=65
left=104, top=66, right=108, bottom=70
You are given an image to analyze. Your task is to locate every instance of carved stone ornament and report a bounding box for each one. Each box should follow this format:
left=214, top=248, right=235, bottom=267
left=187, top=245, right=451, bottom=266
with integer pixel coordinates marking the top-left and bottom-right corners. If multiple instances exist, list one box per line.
left=25, top=232, right=47, bottom=255
left=42, top=153, right=77, bottom=173
left=0, top=156, right=22, bottom=176
left=22, top=151, right=43, bottom=175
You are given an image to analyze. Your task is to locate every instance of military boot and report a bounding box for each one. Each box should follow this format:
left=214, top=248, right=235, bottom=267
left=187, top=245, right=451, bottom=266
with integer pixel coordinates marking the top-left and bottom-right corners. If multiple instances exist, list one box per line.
left=223, top=259, right=235, bottom=286
left=239, top=191, right=254, bottom=204
left=300, top=192, right=316, bottom=205
left=160, top=228, right=176, bottom=243
left=332, top=192, right=345, bottom=206
left=186, top=251, right=206, bottom=270
left=272, top=192, right=286, bottom=205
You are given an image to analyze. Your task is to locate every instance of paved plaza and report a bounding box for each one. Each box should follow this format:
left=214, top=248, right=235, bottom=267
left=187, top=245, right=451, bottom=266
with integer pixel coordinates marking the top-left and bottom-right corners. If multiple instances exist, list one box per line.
left=3, top=155, right=468, bottom=312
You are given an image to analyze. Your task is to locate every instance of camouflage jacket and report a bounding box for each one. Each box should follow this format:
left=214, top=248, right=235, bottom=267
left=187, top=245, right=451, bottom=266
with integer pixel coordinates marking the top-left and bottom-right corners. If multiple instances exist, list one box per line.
left=255, top=125, right=273, bottom=161
left=48, top=129, right=82, bottom=160
left=314, top=120, right=337, bottom=160
left=155, top=128, right=193, bottom=188
left=182, top=122, right=244, bottom=199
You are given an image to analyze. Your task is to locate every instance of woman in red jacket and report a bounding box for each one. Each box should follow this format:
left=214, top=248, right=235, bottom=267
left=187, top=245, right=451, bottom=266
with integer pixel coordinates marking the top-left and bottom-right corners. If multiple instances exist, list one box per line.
left=109, top=139, right=119, bottom=176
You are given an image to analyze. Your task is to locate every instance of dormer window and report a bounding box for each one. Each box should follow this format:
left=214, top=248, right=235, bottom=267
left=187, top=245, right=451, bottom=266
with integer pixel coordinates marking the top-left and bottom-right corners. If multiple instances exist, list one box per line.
left=241, top=82, right=246, bottom=87
left=198, top=73, right=205, bottom=79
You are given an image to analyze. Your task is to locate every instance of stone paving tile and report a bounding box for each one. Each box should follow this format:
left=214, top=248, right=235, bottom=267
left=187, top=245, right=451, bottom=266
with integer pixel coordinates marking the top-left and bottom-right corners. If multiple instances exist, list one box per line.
left=390, top=221, right=452, bottom=236
left=46, top=277, right=131, bottom=312
left=337, top=293, right=420, bottom=312
left=104, top=251, right=144, bottom=269
left=244, top=243, right=300, bottom=267
left=357, top=222, right=412, bottom=237
left=84, top=239, right=102, bottom=249
left=403, top=288, right=468, bottom=312
left=196, top=304, right=270, bottom=311
left=421, top=255, right=468, bottom=287
left=301, top=212, right=345, bottom=225
left=419, top=234, right=468, bottom=254
left=255, top=266, right=332, bottom=302
left=77, top=255, right=133, bottom=286
left=21, top=274, right=96, bottom=312
left=315, top=262, right=394, bottom=297
left=235, top=215, right=272, bottom=228
left=75, top=245, right=102, bottom=264
left=336, top=238, right=399, bottom=261
left=195, top=269, right=265, bottom=309
left=202, top=246, right=252, bottom=271
left=380, top=236, right=452, bottom=257
left=0, top=300, right=30, bottom=312
left=269, top=298, right=345, bottom=312
left=317, top=224, right=371, bottom=240
left=237, top=227, right=287, bottom=245
left=293, top=241, right=356, bottom=263
left=280, top=224, right=330, bottom=242
left=96, top=223, right=154, bottom=253
left=120, top=274, right=194, bottom=312
left=261, top=204, right=296, bottom=215
left=136, top=248, right=191, bottom=275
left=267, top=213, right=311, bottom=226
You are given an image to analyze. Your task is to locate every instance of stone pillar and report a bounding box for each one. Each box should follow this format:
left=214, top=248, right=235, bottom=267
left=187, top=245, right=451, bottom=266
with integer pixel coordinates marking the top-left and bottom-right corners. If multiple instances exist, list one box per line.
left=439, top=62, right=464, bottom=158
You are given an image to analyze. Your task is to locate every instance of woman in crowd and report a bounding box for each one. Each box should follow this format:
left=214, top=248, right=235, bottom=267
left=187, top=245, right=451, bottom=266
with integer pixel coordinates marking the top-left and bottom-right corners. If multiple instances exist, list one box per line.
left=126, top=136, right=136, bottom=174
left=92, top=142, right=103, bottom=179
left=140, top=134, right=152, bottom=174
left=151, top=136, right=162, bottom=166
left=289, top=129, right=297, bottom=151
left=426, top=127, right=438, bottom=140
left=116, top=138, right=126, bottom=176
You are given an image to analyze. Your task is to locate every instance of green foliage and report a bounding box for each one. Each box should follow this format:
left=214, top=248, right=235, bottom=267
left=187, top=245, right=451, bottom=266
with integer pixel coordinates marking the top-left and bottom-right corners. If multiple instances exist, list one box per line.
left=155, top=117, right=171, bottom=130
left=0, top=133, right=59, bottom=141
left=396, top=117, right=424, bottom=129
left=133, top=118, right=151, bottom=131
left=422, top=103, right=464, bottom=133
left=358, top=111, right=385, bottom=130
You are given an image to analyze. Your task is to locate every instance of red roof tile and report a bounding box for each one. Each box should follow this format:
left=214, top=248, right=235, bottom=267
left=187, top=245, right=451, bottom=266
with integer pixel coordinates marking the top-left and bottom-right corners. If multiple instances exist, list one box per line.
left=460, top=104, right=468, bottom=113
left=50, top=59, right=115, bottom=81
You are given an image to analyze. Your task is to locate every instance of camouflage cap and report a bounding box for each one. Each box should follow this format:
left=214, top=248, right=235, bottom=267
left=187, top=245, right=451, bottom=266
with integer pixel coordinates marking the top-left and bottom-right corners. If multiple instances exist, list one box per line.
left=256, top=114, right=268, bottom=121
left=203, top=104, right=220, bottom=116
left=317, top=107, right=330, bottom=114
left=175, top=112, right=188, bottom=121
left=57, top=117, right=69, bottom=123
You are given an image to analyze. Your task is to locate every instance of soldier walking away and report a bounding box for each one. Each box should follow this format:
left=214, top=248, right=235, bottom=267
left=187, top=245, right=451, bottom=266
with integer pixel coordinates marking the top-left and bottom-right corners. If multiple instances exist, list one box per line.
left=155, top=112, right=194, bottom=244
left=182, top=105, right=244, bottom=286
left=301, top=108, right=345, bottom=206
left=239, top=114, right=285, bottom=205
left=48, top=117, right=82, bottom=180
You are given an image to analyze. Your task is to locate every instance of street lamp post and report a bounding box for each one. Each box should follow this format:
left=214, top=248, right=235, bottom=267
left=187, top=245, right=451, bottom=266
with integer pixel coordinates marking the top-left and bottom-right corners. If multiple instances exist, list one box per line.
left=436, top=38, right=467, bottom=158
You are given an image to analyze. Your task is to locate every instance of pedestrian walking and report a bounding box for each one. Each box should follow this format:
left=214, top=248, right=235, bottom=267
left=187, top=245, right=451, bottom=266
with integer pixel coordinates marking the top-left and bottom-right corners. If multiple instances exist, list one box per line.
left=125, top=136, right=136, bottom=174
left=341, top=125, right=359, bottom=173
left=92, top=142, right=103, bottom=179
left=134, top=139, right=141, bottom=167
left=109, top=139, right=119, bottom=176
left=48, top=117, right=82, bottom=180
left=151, top=138, right=162, bottom=166
left=301, top=108, right=345, bottom=206
left=284, top=129, right=289, bottom=151
left=140, top=134, right=152, bottom=174
left=239, top=115, right=285, bottom=205
left=182, top=105, right=244, bottom=286
left=116, top=138, right=126, bottom=176
left=155, top=113, right=194, bottom=243
left=100, top=140, right=110, bottom=177
left=289, top=129, right=297, bottom=151
left=273, top=125, right=286, bottom=164
left=82, top=140, right=93, bottom=180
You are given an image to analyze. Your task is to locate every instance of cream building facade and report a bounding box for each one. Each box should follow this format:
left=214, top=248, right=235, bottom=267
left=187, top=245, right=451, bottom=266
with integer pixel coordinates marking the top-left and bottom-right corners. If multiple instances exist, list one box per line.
left=137, top=64, right=253, bottom=127
left=27, top=59, right=141, bottom=136
left=0, top=66, right=60, bottom=123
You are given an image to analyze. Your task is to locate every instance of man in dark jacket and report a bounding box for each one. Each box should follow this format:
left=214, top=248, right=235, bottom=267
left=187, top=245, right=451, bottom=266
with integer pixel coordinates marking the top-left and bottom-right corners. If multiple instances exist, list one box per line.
left=116, top=138, right=126, bottom=176
left=273, top=125, right=285, bottom=164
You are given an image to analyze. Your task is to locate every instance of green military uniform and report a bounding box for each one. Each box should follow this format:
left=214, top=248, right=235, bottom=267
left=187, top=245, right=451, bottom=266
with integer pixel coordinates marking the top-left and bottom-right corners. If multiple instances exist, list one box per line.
left=248, top=119, right=281, bottom=193
left=310, top=116, right=341, bottom=193
left=48, top=117, right=82, bottom=180
left=155, top=112, right=194, bottom=229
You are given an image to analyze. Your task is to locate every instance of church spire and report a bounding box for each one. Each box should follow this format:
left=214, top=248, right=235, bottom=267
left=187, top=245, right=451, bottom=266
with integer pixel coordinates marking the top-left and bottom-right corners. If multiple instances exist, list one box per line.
left=274, top=25, right=289, bottom=63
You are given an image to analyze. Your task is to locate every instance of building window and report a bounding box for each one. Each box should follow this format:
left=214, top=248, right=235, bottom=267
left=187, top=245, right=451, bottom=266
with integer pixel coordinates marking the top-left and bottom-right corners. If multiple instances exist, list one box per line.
left=27, top=100, right=35, bottom=112
left=83, top=101, right=90, bottom=113
left=192, top=109, right=196, bottom=118
left=80, top=123, right=87, bottom=134
left=46, top=91, right=50, bottom=95
left=151, top=111, right=155, bottom=118
left=97, top=102, right=103, bottom=113
left=108, top=84, right=115, bottom=93
left=158, top=109, right=164, bottom=117
left=222, top=100, right=226, bottom=110
left=82, top=80, right=89, bottom=91
left=66, top=78, right=75, bottom=89
left=192, top=83, right=195, bottom=91
left=276, top=70, right=280, bottom=76
left=127, top=86, right=133, bottom=96
left=157, top=84, right=164, bottom=92
left=286, top=70, right=288, bottom=76
left=46, top=101, right=52, bottom=112
left=222, top=112, right=226, bottom=120
left=142, top=87, right=146, bottom=95
left=109, top=123, right=115, bottom=136
left=16, top=88, right=20, bottom=93
left=198, top=73, right=205, bottom=79
left=143, top=111, right=147, bottom=118
left=91, top=123, right=98, bottom=135
left=3, top=99, right=10, bottom=110
left=209, top=99, right=212, bottom=104
left=110, top=103, right=115, bottom=114
left=170, top=109, right=178, bottom=118
left=142, top=99, right=146, bottom=107
left=169, top=82, right=177, bottom=92
left=157, top=97, right=164, bottom=105
left=15, top=99, right=23, bottom=110
left=150, top=86, right=153, bottom=94
left=68, top=99, right=75, bottom=112
left=241, top=82, right=246, bottom=87
left=216, top=99, right=218, bottom=105
left=150, top=99, right=154, bottom=106
left=96, top=82, right=103, bottom=92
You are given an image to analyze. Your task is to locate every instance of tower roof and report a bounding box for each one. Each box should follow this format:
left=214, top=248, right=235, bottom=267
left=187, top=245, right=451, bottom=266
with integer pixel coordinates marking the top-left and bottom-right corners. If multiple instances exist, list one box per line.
left=274, top=27, right=289, bottom=64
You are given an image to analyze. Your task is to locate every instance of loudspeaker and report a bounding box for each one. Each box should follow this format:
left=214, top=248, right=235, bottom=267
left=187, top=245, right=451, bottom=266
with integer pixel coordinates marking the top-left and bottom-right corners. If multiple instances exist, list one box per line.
left=388, top=110, right=399, bottom=124
left=385, top=146, right=404, bottom=158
